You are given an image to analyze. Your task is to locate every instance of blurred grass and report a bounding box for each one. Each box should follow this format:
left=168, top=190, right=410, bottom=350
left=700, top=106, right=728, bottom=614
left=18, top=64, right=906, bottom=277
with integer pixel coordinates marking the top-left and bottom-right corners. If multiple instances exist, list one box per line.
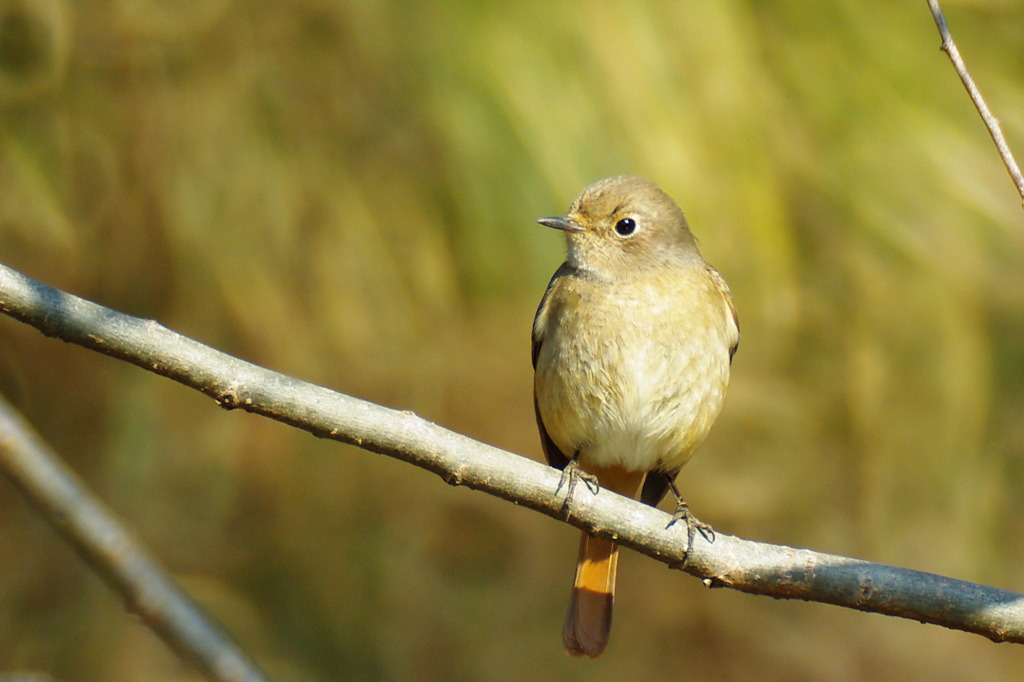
left=1, top=1, right=1024, bottom=680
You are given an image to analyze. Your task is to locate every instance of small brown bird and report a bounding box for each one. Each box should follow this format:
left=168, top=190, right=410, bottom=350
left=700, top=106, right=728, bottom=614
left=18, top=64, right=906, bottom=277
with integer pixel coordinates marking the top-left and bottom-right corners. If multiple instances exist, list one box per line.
left=532, top=175, right=739, bottom=658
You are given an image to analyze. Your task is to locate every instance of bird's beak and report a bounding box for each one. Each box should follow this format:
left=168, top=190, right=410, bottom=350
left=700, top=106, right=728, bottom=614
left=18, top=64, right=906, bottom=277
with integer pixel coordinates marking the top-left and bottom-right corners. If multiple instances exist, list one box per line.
left=537, top=216, right=584, bottom=233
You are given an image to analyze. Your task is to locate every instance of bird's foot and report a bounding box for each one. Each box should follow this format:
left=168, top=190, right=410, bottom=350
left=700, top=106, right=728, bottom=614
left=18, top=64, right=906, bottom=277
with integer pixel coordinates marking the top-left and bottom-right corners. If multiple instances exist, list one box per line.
left=667, top=499, right=716, bottom=545
left=556, top=457, right=600, bottom=518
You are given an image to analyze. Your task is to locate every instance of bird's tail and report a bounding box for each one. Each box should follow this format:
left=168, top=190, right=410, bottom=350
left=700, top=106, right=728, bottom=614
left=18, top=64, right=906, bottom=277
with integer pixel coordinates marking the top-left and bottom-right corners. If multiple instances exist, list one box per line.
left=562, top=466, right=644, bottom=657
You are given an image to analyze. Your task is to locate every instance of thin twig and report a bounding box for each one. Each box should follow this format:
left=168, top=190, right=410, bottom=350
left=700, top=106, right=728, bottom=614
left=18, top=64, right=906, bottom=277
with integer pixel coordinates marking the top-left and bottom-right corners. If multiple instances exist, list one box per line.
left=0, top=395, right=272, bottom=682
left=927, top=0, right=1024, bottom=206
left=1, top=262, right=1023, bottom=645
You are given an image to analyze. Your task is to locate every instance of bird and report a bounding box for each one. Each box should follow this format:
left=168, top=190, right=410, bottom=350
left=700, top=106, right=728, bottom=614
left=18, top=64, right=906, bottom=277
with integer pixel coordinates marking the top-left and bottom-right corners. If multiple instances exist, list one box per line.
left=532, top=175, right=739, bottom=657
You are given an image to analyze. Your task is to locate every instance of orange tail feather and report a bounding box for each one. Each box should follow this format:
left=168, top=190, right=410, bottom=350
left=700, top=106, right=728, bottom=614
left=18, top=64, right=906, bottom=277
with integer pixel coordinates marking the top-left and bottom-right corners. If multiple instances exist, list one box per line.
left=563, top=533, right=618, bottom=656
left=562, top=466, right=644, bottom=657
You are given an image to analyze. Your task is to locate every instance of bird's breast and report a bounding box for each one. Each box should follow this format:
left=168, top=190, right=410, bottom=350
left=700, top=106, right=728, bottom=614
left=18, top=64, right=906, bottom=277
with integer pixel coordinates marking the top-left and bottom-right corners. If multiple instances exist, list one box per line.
left=534, top=270, right=734, bottom=473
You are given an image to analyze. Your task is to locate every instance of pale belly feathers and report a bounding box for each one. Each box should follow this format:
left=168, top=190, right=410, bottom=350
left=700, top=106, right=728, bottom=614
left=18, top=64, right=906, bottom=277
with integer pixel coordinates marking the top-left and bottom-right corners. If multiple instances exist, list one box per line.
left=535, top=271, right=734, bottom=474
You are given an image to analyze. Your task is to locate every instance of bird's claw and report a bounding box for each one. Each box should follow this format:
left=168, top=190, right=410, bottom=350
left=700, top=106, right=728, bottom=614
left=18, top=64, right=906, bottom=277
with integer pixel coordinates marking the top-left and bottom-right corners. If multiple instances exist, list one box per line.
left=556, top=457, right=600, bottom=517
left=667, top=499, right=715, bottom=548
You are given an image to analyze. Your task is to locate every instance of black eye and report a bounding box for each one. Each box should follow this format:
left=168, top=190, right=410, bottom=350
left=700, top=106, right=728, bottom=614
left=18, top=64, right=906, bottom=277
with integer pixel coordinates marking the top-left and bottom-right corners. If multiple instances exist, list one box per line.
left=614, top=218, right=637, bottom=236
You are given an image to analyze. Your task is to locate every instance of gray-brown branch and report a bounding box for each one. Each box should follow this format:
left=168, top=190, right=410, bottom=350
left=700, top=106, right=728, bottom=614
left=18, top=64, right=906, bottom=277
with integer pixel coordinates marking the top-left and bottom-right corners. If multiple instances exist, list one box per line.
left=1, top=260, right=1023, bottom=646
left=0, top=394, right=271, bottom=682
left=927, top=0, right=1024, bottom=205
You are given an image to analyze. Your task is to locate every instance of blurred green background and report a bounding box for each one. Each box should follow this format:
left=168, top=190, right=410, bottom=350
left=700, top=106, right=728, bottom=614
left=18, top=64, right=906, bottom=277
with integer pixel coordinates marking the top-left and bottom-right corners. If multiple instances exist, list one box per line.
left=2, top=1, right=1024, bottom=680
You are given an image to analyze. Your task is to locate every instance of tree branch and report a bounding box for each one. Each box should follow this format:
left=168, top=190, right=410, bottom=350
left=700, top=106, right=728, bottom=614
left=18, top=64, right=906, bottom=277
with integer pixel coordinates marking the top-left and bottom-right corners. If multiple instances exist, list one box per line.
left=1, top=260, right=1023, bottom=647
left=927, top=0, right=1024, bottom=206
left=0, top=394, right=271, bottom=682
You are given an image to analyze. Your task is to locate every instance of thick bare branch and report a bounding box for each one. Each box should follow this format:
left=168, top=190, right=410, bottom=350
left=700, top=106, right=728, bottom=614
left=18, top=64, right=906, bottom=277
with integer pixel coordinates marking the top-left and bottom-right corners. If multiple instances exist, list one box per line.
left=1, top=260, right=1023, bottom=645
left=927, top=0, right=1024, bottom=205
left=0, top=394, right=271, bottom=682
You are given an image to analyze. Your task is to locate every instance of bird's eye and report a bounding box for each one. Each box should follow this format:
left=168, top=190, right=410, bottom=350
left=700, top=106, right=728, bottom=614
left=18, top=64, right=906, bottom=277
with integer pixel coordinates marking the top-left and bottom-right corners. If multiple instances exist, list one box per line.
left=614, top=218, right=637, bottom=236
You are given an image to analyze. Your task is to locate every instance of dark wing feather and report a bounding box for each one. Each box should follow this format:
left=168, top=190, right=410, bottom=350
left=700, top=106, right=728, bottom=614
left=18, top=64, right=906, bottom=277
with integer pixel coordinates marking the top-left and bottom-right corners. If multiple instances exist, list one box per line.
left=639, top=469, right=675, bottom=507
left=534, top=395, right=570, bottom=470
left=532, top=262, right=575, bottom=470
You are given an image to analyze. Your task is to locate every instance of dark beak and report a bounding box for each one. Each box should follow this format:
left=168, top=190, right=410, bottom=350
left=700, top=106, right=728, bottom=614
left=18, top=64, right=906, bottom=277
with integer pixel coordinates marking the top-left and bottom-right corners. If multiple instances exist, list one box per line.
left=537, top=216, right=584, bottom=232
